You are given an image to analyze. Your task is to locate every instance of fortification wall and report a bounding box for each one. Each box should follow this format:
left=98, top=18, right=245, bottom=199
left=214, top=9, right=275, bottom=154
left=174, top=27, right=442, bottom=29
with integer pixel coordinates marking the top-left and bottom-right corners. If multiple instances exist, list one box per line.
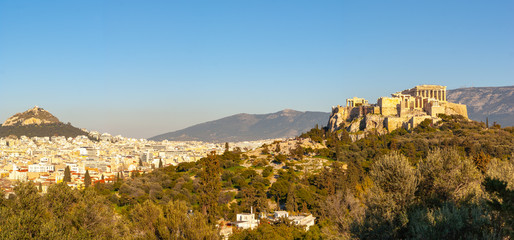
left=443, top=102, right=468, bottom=118
left=378, top=97, right=401, bottom=116
left=385, top=117, right=405, bottom=131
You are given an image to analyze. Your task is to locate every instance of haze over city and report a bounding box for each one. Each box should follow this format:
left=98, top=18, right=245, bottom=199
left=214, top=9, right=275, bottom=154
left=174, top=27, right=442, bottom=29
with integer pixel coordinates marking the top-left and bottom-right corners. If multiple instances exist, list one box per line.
left=1, top=1, right=513, bottom=138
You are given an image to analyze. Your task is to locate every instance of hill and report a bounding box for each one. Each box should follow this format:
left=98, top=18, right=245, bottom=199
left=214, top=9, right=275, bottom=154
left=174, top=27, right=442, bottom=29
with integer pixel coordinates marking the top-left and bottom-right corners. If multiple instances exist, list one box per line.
left=447, top=86, right=514, bottom=127
left=0, top=106, right=89, bottom=138
left=149, top=109, right=330, bottom=142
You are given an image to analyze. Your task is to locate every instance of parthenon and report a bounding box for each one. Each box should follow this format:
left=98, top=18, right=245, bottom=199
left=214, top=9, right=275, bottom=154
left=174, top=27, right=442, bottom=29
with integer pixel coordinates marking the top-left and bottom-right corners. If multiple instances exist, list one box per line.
left=401, top=85, right=447, bottom=101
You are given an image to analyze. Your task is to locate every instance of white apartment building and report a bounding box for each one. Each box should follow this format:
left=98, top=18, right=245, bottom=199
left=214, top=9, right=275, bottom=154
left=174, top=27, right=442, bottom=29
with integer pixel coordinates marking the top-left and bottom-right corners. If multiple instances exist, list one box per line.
left=28, top=163, right=55, bottom=172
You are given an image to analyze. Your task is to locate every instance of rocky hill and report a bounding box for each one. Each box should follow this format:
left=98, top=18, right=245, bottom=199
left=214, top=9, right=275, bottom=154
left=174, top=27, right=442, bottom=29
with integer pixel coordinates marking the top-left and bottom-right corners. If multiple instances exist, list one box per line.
left=447, top=86, right=514, bottom=127
left=2, top=106, right=60, bottom=126
left=0, top=106, right=89, bottom=138
left=149, top=109, right=330, bottom=142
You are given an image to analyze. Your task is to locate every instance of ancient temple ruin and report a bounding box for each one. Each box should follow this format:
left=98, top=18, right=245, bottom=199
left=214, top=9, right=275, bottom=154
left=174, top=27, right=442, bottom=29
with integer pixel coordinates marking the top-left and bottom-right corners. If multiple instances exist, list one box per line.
left=327, top=85, right=468, bottom=138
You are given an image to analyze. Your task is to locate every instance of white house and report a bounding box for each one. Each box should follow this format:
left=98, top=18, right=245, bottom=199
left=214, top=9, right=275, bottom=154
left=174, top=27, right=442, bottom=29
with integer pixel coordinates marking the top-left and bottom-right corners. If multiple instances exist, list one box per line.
left=288, top=214, right=316, bottom=230
left=233, top=213, right=259, bottom=230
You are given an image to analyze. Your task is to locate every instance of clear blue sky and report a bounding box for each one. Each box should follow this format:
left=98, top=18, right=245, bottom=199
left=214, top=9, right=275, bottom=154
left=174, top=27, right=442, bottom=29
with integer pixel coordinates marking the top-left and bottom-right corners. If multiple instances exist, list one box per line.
left=1, top=1, right=513, bottom=138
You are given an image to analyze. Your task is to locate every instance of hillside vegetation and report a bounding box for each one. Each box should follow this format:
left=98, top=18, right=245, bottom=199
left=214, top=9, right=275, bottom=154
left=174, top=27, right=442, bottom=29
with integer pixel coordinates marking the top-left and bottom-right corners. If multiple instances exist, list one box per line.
left=1, top=115, right=513, bottom=239
left=0, top=122, right=90, bottom=138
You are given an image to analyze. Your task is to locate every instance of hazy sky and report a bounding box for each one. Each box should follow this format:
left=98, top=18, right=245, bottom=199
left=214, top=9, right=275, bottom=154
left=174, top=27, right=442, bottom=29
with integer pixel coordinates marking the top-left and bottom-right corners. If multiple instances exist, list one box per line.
left=1, top=1, right=513, bottom=138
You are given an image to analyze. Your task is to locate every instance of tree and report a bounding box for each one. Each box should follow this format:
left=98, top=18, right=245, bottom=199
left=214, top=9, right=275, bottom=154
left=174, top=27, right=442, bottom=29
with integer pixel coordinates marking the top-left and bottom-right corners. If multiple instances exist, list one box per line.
left=64, top=166, right=71, bottom=182
left=286, top=185, right=298, bottom=213
left=198, top=151, right=221, bottom=223
left=358, top=152, right=418, bottom=238
left=484, top=177, right=514, bottom=238
left=270, top=179, right=290, bottom=207
left=473, top=151, right=491, bottom=173
left=407, top=202, right=498, bottom=239
left=84, top=170, right=92, bottom=188
left=158, top=159, right=163, bottom=168
left=129, top=200, right=218, bottom=240
left=225, top=142, right=230, bottom=153
left=417, top=149, right=483, bottom=204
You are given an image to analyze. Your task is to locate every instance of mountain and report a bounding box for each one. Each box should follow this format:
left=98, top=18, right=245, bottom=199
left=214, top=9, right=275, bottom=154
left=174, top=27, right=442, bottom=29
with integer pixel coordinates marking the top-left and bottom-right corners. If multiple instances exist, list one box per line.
left=447, top=86, right=514, bottom=127
left=0, top=106, right=89, bottom=138
left=150, top=109, right=330, bottom=142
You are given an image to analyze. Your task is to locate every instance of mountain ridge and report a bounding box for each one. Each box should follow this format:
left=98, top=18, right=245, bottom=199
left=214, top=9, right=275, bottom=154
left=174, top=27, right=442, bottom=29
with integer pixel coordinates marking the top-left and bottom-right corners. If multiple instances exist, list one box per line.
left=149, top=109, right=330, bottom=142
left=447, top=85, right=513, bottom=127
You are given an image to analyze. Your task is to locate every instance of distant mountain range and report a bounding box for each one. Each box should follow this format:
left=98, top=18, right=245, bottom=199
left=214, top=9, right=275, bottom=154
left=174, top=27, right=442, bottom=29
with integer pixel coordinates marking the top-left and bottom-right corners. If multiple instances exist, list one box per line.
left=149, top=109, right=330, bottom=142
left=447, top=86, right=514, bottom=127
left=0, top=106, right=89, bottom=138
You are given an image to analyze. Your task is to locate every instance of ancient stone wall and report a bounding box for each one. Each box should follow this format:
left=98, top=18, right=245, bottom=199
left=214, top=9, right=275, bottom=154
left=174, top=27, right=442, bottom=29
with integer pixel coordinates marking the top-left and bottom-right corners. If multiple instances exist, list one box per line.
left=443, top=102, right=468, bottom=118
left=378, top=97, right=401, bottom=116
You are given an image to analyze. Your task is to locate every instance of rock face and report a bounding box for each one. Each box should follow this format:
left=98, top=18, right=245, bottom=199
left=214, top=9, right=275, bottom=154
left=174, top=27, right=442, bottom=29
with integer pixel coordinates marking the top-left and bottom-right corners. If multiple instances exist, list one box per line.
left=327, top=85, right=469, bottom=137
left=2, top=106, right=60, bottom=126
left=447, top=86, right=514, bottom=127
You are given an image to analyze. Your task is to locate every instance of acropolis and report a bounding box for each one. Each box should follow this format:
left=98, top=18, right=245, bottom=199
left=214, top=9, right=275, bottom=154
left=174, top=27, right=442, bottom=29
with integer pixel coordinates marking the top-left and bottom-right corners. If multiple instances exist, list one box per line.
left=328, top=85, right=468, bottom=136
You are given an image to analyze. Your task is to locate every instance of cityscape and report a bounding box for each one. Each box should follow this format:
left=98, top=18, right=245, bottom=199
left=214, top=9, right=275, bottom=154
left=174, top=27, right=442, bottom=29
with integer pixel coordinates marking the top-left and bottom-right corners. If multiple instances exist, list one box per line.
left=0, top=1, right=513, bottom=239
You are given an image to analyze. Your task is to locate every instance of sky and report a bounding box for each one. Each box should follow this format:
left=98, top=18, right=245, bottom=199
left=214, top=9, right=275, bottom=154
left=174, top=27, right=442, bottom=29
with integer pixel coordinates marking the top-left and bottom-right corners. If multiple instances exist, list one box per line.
left=1, top=1, right=513, bottom=138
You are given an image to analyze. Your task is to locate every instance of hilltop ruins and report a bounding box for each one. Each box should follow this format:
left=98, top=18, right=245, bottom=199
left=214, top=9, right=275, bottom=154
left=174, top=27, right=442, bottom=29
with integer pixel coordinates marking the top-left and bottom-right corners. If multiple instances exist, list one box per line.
left=328, top=85, right=468, bottom=139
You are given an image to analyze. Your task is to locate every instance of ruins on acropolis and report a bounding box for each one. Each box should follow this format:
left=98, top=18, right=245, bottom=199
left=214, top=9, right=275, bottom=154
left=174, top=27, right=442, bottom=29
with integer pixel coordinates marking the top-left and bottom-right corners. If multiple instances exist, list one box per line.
left=327, top=85, right=468, bottom=139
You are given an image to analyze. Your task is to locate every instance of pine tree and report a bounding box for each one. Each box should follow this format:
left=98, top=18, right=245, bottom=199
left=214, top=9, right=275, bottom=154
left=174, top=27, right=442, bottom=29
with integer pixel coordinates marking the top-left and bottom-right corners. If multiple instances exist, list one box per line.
left=159, top=159, right=163, bottom=168
left=64, top=166, right=71, bottom=182
left=286, top=185, right=298, bottom=213
left=198, top=151, right=221, bottom=223
left=84, top=170, right=91, bottom=188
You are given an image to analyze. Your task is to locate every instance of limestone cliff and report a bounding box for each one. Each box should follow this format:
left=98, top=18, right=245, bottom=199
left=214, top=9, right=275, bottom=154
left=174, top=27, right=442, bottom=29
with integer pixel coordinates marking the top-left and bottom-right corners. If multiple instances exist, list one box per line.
left=2, top=106, right=60, bottom=126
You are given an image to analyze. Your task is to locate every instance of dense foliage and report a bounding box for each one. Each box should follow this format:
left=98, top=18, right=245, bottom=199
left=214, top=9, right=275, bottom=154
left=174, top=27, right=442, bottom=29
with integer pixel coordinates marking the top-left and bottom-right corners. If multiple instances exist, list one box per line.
left=0, top=122, right=90, bottom=138
left=0, top=115, right=512, bottom=239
